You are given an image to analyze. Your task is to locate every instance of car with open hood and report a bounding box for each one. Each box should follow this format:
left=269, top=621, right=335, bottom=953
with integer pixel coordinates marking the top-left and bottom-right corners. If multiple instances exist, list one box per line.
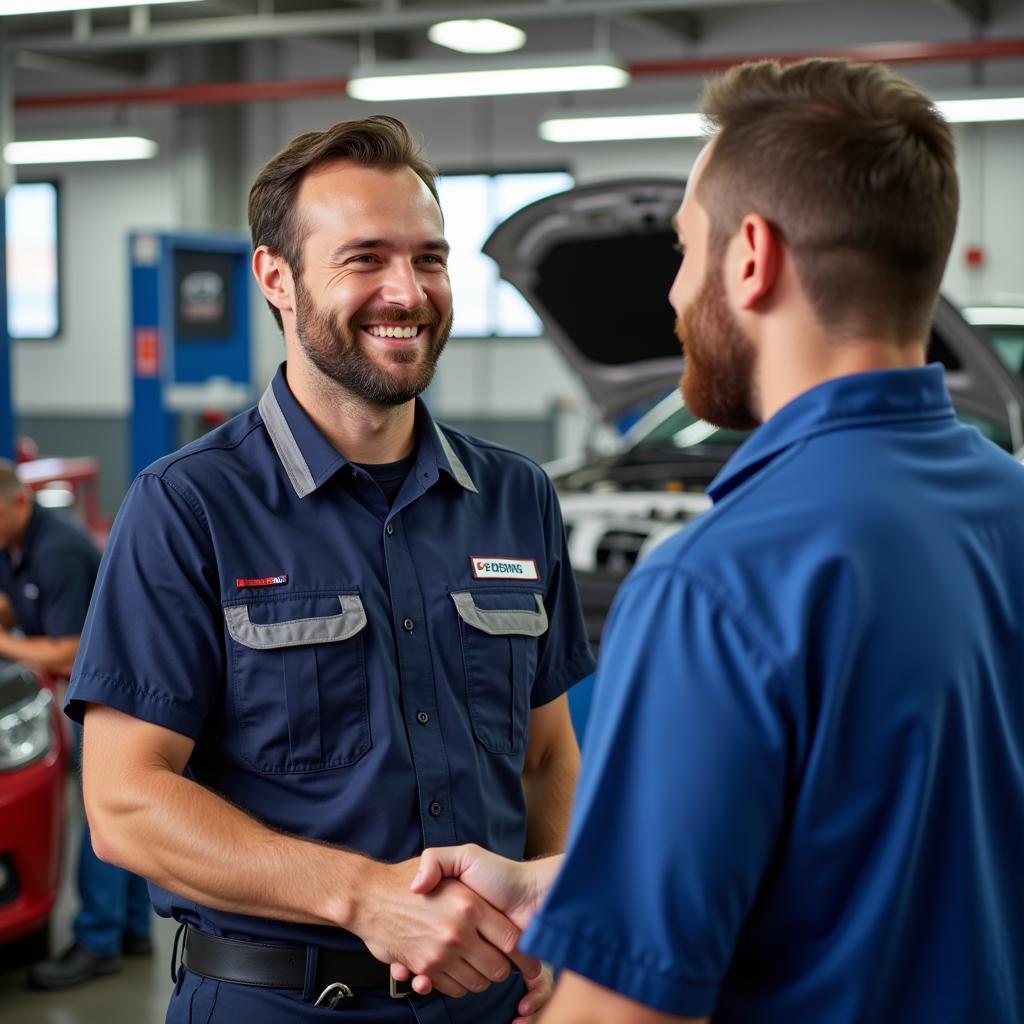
left=485, top=178, right=1024, bottom=652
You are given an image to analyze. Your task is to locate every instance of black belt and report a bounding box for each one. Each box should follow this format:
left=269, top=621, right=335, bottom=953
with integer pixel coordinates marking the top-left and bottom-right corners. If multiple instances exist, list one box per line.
left=177, top=925, right=414, bottom=1008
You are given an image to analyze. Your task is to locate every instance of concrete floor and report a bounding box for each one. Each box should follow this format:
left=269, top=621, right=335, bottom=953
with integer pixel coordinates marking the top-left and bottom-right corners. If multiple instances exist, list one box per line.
left=0, top=784, right=177, bottom=1023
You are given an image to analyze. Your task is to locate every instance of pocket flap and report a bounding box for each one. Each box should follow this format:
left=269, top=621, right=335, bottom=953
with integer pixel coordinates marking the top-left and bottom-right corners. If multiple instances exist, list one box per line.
left=225, top=594, right=367, bottom=650
left=451, top=591, right=548, bottom=637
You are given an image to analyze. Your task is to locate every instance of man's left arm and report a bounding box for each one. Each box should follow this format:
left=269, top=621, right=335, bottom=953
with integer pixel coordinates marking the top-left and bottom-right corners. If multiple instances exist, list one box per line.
left=522, top=694, right=579, bottom=858
left=0, top=629, right=78, bottom=676
left=541, top=972, right=709, bottom=1024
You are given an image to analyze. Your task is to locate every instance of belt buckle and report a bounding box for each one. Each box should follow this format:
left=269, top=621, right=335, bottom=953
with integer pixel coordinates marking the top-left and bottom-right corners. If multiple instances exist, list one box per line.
left=389, top=975, right=413, bottom=1000
left=314, top=982, right=354, bottom=1009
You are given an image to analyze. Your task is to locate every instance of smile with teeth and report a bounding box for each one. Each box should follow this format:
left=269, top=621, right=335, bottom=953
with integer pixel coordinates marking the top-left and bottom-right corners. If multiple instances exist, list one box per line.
left=363, top=324, right=423, bottom=339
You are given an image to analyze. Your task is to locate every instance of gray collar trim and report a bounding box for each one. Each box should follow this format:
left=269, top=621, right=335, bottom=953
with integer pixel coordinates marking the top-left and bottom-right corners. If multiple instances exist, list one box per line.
left=435, top=425, right=479, bottom=494
left=258, top=384, right=317, bottom=498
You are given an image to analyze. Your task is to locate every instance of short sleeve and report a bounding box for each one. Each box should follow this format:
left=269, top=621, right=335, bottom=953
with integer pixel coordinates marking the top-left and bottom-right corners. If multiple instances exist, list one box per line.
left=521, top=566, right=790, bottom=1016
left=35, top=547, right=95, bottom=637
left=65, top=472, right=224, bottom=739
left=530, top=477, right=596, bottom=708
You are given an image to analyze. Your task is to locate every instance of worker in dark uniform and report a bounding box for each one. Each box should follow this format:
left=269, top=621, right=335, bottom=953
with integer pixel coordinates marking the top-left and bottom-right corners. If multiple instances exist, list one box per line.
left=65, top=117, right=593, bottom=1022
left=0, top=460, right=152, bottom=989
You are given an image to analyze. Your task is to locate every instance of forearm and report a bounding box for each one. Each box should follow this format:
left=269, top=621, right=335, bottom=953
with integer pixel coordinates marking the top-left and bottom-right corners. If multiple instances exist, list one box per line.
left=0, top=630, right=77, bottom=676
left=522, top=743, right=579, bottom=859
left=85, top=756, right=375, bottom=930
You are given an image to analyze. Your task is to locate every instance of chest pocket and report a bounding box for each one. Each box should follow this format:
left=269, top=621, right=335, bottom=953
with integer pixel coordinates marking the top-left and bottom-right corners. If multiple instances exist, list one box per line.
left=224, top=591, right=370, bottom=774
left=451, top=589, right=548, bottom=756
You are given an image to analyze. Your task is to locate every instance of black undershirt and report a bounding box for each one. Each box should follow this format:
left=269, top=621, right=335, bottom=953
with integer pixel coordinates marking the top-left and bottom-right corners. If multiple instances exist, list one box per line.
left=354, top=451, right=417, bottom=506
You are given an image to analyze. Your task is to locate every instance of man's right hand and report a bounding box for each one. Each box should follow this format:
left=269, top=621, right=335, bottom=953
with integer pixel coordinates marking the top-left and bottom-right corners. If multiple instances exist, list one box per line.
left=409, top=844, right=546, bottom=931
left=354, top=857, right=540, bottom=999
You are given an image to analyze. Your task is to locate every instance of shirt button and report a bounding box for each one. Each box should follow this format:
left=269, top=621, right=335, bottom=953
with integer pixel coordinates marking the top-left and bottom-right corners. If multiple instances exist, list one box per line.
left=386, top=523, right=394, bottom=536
left=417, top=711, right=430, bottom=725
left=429, top=801, right=442, bottom=817
left=403, top=618, right=415, bottom=632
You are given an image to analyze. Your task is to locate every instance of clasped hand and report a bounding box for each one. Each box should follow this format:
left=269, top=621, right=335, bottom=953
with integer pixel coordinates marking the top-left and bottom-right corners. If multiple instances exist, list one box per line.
left=386, top=845, right=553, bottom=1023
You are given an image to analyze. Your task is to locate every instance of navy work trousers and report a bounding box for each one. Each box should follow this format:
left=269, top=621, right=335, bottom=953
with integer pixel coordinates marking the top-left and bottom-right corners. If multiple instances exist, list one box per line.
left=166, top=968, right=526, bottom=1023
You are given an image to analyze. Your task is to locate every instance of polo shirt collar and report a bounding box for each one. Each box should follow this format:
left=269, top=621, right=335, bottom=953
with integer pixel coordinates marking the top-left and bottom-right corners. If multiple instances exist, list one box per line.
left=258, top=363, right=478, bottom=498
left=708, top=364, right=954, bottom=503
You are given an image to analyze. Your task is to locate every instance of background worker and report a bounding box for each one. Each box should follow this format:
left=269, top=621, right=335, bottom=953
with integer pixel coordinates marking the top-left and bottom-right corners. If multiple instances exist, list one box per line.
left=0, top=460, right=152, bottom=990
left=394, top=58, right=1024, bottom=1024
left=66, top=117, right=592, bottom=1023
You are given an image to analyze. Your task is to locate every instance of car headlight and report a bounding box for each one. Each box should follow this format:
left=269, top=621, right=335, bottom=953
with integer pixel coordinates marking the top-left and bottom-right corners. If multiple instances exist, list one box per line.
left=0, top=688, right=54, bottom=771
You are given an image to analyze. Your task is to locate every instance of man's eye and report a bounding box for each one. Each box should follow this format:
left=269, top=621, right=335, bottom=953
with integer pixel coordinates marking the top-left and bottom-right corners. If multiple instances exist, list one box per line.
left=419, top=254, right=446, bottom=265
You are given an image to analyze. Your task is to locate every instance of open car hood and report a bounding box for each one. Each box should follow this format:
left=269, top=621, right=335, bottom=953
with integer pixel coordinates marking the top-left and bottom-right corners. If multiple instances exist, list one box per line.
left=484, top=178, right=686, bottom=421
left=485, top=177, right=1024, bottom=448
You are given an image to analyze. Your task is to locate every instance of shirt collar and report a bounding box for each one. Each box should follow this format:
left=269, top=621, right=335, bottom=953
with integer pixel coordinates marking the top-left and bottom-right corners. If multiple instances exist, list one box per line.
left=707, top=364, right=954, bottom=503
left=259, top=363, right=479, bottom=499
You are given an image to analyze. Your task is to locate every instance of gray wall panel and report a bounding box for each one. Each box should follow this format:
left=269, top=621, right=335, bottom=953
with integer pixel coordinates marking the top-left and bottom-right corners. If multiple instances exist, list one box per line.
left=18, top=415, right=128, bottom=517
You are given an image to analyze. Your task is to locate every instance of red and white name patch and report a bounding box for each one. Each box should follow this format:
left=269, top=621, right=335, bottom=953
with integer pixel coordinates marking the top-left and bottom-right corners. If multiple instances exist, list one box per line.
left=470, top=557, right=539, bottom=580
left=236, top=574, right=288, bottom=589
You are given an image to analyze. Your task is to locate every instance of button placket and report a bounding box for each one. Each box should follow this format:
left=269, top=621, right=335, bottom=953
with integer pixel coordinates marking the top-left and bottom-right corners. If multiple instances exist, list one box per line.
left=382, top=508, right=455, bottom=848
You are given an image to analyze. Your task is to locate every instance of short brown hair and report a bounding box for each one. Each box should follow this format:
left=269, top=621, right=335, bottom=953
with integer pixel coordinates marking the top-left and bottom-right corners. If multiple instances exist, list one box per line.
left=248, top=115, right=440, bottom=330
left=697, top=58, right=959, bottom=341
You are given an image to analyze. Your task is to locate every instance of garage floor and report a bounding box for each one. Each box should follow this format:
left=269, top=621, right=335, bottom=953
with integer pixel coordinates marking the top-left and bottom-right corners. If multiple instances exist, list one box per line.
left=0, top=785, right=177, bottom=1023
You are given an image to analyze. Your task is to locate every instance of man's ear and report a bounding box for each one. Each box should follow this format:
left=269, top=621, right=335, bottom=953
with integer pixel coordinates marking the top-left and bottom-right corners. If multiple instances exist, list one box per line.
left=733, top=213, right=782, bottom=311
left=252, top=246, right=295, bottom=317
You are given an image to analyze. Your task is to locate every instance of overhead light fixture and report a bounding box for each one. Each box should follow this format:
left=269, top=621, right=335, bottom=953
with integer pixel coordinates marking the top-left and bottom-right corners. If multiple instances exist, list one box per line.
left=540, top=110, right=705, bottom=143
left=428, top=19, right=526, bottom=54
left=964, top=306, right=1024, bottom=326
left=0, top=0, right=202, bottom=13
left=348, top=51, right=629, bottom=102
left=539, top=93, right=1024, bottom=143
left=935, top=96, right=1024, bottom=123
left=4, top=137, right=159, bottom=164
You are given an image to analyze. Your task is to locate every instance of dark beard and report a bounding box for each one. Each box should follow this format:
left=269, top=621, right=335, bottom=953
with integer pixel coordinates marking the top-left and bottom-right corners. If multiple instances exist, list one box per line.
left=294, top=278, right=452, bottom=407
left=675, top=257, right=760, bottom=431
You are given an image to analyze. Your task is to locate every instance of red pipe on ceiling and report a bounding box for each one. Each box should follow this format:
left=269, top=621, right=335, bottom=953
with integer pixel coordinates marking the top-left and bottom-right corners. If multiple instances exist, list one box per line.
left=15, top=37, right=1024, bottom=111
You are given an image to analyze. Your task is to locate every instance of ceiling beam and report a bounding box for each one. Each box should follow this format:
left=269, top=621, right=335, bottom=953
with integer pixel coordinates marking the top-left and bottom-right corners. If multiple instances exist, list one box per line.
left=2, top=0, right=854, bottom=56
left=617, top=11, right=702, bottom=44
left=933, top=0, right=990, bottom=24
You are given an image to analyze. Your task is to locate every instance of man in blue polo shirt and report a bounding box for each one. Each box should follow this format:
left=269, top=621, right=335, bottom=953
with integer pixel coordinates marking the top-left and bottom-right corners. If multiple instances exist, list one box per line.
left=397, top=59, right=1024, bottom=1023
left=66, top=116, right=594, bottom=1022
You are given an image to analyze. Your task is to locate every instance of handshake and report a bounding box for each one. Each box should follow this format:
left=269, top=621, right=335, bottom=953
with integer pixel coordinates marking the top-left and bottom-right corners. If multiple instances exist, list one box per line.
left=366, top=845, right=562, bottom=1022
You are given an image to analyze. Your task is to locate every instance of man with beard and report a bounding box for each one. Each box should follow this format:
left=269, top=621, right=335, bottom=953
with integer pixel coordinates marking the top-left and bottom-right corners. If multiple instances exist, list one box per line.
left=391, top=59, right=1024, bottom=1023
left=64, top=116, right=593, bottom=1023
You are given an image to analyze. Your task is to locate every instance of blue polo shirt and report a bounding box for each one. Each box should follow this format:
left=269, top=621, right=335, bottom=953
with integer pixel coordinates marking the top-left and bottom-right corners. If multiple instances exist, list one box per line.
left=522, top=365, right=1024, bottom=1023
left=0, top=504, right=100, bottom=638
left=67, top=366, right=594, bottom=956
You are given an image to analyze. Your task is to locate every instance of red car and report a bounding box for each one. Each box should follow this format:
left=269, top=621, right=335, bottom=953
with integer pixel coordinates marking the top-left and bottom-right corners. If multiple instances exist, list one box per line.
left=0, top=663, right=69, bottom=959
left=0, top=454, right=105, bottom=960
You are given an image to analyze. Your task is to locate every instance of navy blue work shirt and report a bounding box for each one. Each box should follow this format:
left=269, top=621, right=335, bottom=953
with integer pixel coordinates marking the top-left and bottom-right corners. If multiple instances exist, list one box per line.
left=67, top=365, right=595, bottom=952
left=0, top=504, right=100, bottom=638
left=523, top=365, right=1024, bottom=1023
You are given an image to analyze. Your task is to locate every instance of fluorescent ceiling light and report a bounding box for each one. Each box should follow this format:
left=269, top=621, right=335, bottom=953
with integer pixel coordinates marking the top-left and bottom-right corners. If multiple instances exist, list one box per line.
left=540, top=111, right=705, bottom=143
left=936, top=97, right=1024, bottom=123
left=540, top=93, right=1024, bottom=143
left=348, top=51, right=628, bottom=102
left=428, top=19, right=526, bottom=54
left=0, top=0, right=201, bottom=13
left=4, top=137, right=159, bottom=164
left=964, top=306, right=1024, bottom=327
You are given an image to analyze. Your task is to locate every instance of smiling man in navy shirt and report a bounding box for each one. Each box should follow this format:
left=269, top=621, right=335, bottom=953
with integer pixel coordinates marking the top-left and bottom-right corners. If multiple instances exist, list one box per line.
left=65, top=116, right=594, bottom=1023
left=398, top=59, right=1024, bottom=1024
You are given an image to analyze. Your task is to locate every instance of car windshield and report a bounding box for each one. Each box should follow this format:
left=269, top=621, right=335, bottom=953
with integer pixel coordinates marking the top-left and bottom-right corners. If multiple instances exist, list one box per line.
left=627, top=379, right=1015, bottom=453
left=626, top=391, right=749, bottom=451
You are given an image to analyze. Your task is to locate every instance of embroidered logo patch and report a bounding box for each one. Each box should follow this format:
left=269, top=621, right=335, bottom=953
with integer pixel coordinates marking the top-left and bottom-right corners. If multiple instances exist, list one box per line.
left=470, top=557, right=539, bottom=580
left=236, top=574, right=288, bottom=589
